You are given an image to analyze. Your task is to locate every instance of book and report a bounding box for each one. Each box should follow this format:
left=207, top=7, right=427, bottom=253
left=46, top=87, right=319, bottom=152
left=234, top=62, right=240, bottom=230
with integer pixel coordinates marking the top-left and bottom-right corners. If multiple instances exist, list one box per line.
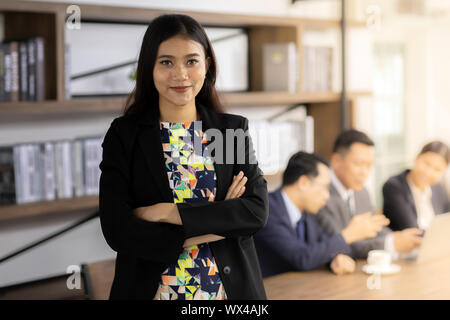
left=55, top=141, right=73, bottom=199
left=3, top=42, right=11, bottom=101
left=0, top=44, right=5, bottom=102
left=0, top=146, right=16, bottom=204
left=35, top=37, right=45, bottom=101
left=303, top=46, right=333, bottom=92
left=13, top=144, right=42, bottom=204
left=40, top=142, right=56, bottom=201
left=9, top=41, right=20, bottom=102
left=72, top=139, right=84, bottom=197
left=19, top=41, right=29, bottom=101
left=83, top=137, right=102, bottom=195
left=263, top=42, right=298, bottom=93
left=248, top=117, right=314, bottom=175
left=13, top=145, right=23, bottom=204
left=27, top=38, right=36, bottom=101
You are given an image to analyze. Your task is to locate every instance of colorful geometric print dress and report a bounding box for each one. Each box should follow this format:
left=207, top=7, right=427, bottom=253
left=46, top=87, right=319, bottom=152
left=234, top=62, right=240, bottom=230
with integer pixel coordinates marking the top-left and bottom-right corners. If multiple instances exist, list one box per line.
left=153, top=120, right=227, bottom=300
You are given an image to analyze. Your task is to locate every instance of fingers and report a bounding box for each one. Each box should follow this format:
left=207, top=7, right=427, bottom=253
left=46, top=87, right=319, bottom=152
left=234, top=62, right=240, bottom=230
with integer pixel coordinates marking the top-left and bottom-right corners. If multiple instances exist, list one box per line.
left=236, top=185, right=246, bottom=198
left=342, top=256, right=356, bottom=273
left=404, top=228, right=424, bottom=236
left=225, top=171, right=247, bottom=199
left=360, top=212, right=373, bottom=218
left=413, top=237, right=423, bottom=247
left=225, top=172, right=242, bottom=199
left=372, top=215, right=390, bottom=226
left=331, top=254, right=355, bottom=275
left=404, top=229, right=423, bottom=247
left=330, top=257, right=341, bottom=275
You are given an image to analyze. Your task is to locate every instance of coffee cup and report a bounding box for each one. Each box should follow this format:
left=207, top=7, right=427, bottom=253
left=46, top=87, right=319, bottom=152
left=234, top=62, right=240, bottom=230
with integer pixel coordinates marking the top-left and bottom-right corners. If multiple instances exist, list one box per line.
left=367, top=250, right=391, bottom=269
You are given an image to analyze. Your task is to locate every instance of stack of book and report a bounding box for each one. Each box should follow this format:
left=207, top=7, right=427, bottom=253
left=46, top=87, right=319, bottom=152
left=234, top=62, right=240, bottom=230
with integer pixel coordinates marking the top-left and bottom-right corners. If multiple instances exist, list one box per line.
left=248, top=117, right=314, bottom=175
left=0, top=136, right=103, bottom=205
left=0, top=37, right=45, bottom=102
left=303, top=46, right=333, bottom=92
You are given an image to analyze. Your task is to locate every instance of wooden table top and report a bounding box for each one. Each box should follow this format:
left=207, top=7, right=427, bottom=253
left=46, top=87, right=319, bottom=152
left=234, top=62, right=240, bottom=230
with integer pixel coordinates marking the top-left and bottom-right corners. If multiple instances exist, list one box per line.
left=263, top=256, right=450, bottom=300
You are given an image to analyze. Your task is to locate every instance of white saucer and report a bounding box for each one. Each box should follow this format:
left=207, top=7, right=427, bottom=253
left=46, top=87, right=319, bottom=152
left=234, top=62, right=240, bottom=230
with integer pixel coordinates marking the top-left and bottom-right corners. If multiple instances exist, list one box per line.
left=362, top=264, right=401, bottom=275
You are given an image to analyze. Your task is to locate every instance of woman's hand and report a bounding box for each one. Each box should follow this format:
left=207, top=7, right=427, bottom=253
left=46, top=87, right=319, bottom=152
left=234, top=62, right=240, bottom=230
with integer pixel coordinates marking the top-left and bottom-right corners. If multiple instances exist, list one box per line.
left=225, top=171, right=247, bottom=200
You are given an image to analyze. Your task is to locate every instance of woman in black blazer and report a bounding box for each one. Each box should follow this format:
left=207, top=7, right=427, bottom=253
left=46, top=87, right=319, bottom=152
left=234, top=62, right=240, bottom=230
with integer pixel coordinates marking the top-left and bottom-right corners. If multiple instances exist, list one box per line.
left=99, top=14, right=268, bottom=300
left=383, top=141, right=450, bottom=231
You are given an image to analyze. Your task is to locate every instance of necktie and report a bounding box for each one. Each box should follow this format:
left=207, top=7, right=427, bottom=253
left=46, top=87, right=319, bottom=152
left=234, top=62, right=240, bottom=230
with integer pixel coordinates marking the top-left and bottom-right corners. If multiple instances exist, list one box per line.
left=296, top=217, right=305, bottom=243
left=347, top=194, right=354, bottom=216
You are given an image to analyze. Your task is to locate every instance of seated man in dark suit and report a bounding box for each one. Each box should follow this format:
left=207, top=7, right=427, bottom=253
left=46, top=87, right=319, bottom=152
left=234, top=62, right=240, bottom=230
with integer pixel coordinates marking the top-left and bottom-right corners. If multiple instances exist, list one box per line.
left=316, top=129, right=423, bottom=260
left=254, top=151, right=388, bottom=278
left=383, top=141, right=450, bottom=231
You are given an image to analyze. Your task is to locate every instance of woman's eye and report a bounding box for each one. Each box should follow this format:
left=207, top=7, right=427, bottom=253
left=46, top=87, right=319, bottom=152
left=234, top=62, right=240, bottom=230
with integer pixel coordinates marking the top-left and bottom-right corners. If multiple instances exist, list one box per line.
left=160, top=60, right=172, bottom=66
left=187, top=59, right=199, bottom=65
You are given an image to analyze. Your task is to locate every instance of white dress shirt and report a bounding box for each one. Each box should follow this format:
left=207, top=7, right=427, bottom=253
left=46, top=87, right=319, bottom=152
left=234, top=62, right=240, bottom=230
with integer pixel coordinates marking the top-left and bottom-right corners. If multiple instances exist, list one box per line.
left=281, top=189, right=302, bottom=229
left=330, top=170, right=355, bottom=216
left=407, top=176, right=435, bottom=230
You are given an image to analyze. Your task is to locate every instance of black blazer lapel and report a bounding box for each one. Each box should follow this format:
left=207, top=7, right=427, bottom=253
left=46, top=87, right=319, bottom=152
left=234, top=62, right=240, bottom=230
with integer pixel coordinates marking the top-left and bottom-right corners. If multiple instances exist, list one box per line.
left=400, top=170, right=418, bottom=219
left=137, top=125, right=174, bottom=202
left=272, top=188, right=298, bottom=236
left=136, top=103, right=232, bottom=203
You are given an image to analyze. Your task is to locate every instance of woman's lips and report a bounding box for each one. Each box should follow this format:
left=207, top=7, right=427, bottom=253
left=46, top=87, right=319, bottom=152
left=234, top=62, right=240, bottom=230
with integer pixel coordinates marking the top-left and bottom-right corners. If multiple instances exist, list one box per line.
left=171, top=86, right=191, bottom=93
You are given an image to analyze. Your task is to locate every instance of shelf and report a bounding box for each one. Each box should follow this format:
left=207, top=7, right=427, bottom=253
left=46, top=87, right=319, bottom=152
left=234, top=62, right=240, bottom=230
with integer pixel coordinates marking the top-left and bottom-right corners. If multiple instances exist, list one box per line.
left=0, top=1, right=366, bottom=28
left=0, top=98, right=126, bottom=121
left=0, top=91, right=372, bottom=121
left=222, top=91, right=372, bottom=106
left=0, top=195, right=99, bottom=222
left=0, top=171, right=284, bottom=222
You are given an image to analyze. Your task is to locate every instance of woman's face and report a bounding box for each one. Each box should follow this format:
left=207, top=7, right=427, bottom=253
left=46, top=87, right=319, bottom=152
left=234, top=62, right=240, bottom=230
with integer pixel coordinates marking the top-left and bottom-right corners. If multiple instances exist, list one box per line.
left=153, top=34, right=210, bottom=108
left=413, top=152, right=448, bottom=186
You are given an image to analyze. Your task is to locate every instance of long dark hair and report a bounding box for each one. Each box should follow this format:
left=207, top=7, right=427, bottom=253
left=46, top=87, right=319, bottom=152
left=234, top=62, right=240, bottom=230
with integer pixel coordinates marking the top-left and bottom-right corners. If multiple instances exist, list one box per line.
left=123, top=14, right=225, bottom=117
left=419, top=141, right=450, bottom=165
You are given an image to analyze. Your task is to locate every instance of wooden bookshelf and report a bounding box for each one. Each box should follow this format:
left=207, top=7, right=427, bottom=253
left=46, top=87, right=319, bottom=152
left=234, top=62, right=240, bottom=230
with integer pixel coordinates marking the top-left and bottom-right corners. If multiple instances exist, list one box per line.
left=0, top=195, right=98, bottom=222
left=0, top=172, right=283, bottom=222
left=0, top=91, right=372, bottom=122
left=0, top=0, right=371, bottom=222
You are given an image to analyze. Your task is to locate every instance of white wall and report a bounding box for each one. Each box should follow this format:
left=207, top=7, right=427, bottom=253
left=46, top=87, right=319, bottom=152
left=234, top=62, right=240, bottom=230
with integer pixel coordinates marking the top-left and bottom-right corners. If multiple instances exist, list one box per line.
left=30, top=0, right=341, bottom=19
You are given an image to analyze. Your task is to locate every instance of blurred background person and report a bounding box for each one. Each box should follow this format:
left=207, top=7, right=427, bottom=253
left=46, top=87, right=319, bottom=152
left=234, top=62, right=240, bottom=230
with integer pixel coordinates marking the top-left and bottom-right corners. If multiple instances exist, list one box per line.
left=316, top=130, right=422, bottom=260
left=383, top=141, right=450, bottom=231
left=254, top=151, right=388, bottom=278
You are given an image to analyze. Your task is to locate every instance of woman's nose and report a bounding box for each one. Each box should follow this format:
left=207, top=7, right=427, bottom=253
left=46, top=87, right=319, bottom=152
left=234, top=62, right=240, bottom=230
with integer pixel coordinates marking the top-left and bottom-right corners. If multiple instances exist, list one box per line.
left=172, top=64, right=188, bottom=80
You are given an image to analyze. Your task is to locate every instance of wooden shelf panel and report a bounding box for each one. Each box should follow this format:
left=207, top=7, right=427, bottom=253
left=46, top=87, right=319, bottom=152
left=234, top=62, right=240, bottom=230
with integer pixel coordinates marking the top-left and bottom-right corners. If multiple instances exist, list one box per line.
left=0, top=91, right=371, bottom=121
left=224, top=90, right=372, bottom=106
left=0, top=98, right=126, bottom=120
left=0, top=195, right=99, bottom=222
left=0, top=1, right=365, bottom=28
left=0, top=172, right=282, bottom=222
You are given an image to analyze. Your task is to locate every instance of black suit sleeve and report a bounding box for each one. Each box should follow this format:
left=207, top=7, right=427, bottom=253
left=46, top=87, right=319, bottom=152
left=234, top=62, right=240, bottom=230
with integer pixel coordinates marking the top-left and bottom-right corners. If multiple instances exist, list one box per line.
left=257, top=209, right=351, bottom=272
left=382, top=180, right=418, bottom=231
left=99, top=119, right=185, bottom=264
left=177, top=117, right=269, bottom=238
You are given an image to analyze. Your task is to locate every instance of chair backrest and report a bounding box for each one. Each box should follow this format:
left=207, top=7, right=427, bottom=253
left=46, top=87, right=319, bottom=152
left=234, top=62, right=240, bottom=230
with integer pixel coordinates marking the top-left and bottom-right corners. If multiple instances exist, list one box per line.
left=82, top=258, right=115, bottom=300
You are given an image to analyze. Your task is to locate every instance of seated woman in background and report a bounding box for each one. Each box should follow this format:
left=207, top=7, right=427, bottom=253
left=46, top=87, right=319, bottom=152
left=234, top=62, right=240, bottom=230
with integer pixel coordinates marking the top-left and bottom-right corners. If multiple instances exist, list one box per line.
left=383, top=141, right=450, bottom=231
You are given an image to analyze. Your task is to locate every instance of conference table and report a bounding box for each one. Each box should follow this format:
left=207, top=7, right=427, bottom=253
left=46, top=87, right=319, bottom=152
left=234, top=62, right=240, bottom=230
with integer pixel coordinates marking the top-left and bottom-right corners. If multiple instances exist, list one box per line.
left=85, top=256, right=450, bottom=300
left=262, top=256, right=450, bottom=299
